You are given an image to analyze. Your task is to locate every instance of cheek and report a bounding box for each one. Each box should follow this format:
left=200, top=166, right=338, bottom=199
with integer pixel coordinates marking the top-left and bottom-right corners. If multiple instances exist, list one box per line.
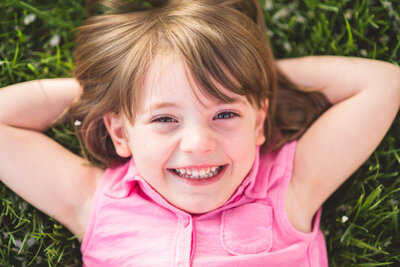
left=130, top=130, right=174, bottom=176
left=221, top=128, right=257, bottom=161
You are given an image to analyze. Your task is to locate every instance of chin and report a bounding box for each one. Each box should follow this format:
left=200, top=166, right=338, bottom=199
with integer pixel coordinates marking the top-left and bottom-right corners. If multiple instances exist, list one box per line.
left=175, top=200, right=223, bottom=215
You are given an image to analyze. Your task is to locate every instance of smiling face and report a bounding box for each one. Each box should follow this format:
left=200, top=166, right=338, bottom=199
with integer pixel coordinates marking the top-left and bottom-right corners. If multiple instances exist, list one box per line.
left=104, top=56, right=267, bottom=214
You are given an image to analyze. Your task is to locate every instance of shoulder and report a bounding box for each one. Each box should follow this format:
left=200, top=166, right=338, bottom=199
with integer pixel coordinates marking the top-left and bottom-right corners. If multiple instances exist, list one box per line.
left=258, top=141, right=315, bottom=233
left=258, top=140, right=297, bottom=184
left=260, top=141, right=297, bottom=167
left=286, top=136, right=325, bottom=233
left=73, top=166, right=104, bottom=240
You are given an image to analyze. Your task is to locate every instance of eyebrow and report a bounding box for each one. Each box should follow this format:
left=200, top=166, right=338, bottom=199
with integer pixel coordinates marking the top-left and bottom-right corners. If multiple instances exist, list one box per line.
left=147, top=102, right=180, bottom=111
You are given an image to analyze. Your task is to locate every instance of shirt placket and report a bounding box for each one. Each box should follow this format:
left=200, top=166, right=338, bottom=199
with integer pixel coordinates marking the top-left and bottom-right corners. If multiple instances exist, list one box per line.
left=174, top=214, right=193, bottom=267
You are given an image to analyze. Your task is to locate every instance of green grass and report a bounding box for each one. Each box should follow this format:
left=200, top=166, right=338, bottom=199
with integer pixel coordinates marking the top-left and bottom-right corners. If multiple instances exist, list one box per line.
left=0, top=0, right=399, bottom=265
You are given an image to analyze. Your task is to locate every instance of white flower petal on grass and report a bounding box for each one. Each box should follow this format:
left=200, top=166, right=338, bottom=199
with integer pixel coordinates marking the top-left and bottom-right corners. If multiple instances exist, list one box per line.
left=341, top=215, right=349, bottom=223
left=345, top=10, right=352, bottom=20
left=383, top=240, right=391, bottom=247
left=380, top=35, right=389, bottom=44
left=360, top=49, right=367, bottom=57
left=296, top=15, right=307, bottom=24
left=26, top=237, right=36, bottom=248
left=74, top=120, right=82, bottom=126
left=15, top=239, right=23, bottom=248
left=23, top=13, right=37, bottom=25
left=283, top=41, right=292, bottom=52
left=272, top=8, right=289, bottom=21
left=49, top=34, right=61, bottom=47
left=265, top=0, right=273, bottom=10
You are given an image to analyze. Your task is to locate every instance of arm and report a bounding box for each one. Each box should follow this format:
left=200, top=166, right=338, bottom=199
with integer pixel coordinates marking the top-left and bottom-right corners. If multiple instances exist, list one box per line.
left=277, top=56, right=400, bottom=232
left=0, top=79, right=81, bottom=131
left=0, top=79, right=103, bottom=238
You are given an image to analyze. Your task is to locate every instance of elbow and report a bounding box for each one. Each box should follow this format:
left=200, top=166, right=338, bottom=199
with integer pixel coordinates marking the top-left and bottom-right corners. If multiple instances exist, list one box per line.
left=379, top=62, right=400, bottom=107
left=395, top=69, right=400, bottom=107
left=390, top=66, right=400, bottom=107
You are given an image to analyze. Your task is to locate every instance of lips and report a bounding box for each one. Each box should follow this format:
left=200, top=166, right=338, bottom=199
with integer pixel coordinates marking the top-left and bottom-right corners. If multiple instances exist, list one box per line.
left=167, top=164, right=227, bottom=179
left=171, top=166, right=223, bottom=179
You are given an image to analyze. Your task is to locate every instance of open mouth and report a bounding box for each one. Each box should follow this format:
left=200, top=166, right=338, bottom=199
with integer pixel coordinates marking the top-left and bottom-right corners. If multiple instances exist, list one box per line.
left=169, top=165, right=225, bottom=180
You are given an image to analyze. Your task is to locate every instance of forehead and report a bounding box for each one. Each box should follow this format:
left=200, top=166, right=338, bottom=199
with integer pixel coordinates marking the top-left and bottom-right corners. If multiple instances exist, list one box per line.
left=139, top=55, right=249, bottom=112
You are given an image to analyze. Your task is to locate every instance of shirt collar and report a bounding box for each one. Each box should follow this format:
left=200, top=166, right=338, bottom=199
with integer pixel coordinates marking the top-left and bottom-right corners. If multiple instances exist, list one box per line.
left=222, top=146, right=262, bottom=205
left=102, top=158, right=139, bottom=199
left=103, top=146, right=265, bottom=211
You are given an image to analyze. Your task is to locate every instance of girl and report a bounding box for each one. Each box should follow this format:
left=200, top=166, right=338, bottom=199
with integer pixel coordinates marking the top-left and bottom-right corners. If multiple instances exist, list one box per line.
left=1, top=0, right=399, bottom=265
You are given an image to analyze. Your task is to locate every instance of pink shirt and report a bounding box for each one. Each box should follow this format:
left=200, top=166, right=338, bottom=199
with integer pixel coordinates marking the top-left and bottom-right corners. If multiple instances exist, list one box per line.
left=81, top=141, right=328, bottom=266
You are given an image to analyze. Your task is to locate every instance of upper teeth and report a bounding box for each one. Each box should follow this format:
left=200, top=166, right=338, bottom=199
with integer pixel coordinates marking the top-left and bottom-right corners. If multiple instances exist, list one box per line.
left=174, top=166, right=221, bottom=179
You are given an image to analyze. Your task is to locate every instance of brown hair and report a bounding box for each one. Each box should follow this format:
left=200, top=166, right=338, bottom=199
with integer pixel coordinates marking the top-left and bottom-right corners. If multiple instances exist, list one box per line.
left=70, top=0, right=330, bottom=167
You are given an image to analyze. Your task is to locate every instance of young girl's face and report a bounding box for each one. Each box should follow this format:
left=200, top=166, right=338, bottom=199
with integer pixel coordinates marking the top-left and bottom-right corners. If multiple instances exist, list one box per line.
left=108, top=56, right=267, bottom=214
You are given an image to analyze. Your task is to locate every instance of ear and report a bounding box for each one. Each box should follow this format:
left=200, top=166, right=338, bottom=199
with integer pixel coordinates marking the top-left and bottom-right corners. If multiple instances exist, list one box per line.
left=103, top=112, right=132, bottom=157
left=255, top=99, right=269, bottom=146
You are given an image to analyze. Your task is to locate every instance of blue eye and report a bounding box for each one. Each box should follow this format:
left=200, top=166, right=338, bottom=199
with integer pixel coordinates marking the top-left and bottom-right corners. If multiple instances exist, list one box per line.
left=152, top=116, right=177, bottom=123
left=214, top=111, right=239, bottom=120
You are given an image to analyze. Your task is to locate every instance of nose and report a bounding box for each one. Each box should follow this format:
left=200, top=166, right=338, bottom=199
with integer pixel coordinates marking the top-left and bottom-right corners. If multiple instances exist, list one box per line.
left=179, top=124, right=216, bottom=155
